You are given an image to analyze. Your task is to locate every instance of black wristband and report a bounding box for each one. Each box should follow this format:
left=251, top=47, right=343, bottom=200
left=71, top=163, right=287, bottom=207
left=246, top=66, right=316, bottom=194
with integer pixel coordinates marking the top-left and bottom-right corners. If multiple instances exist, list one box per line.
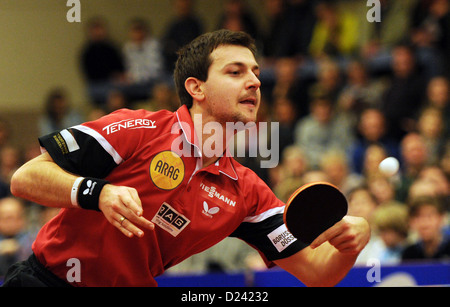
left=77, top=177, right=110, bottom=211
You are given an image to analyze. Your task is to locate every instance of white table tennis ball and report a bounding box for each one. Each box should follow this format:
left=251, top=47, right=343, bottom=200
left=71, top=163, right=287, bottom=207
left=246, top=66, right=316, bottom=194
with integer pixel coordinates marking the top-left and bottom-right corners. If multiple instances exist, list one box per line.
left=379, top=157, right=399, bottom=176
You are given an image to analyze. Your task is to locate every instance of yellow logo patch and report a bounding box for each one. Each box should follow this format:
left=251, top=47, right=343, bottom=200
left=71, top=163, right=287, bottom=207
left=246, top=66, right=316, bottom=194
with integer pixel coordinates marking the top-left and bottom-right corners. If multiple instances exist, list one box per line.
left=150, top=151, right=185, bottom=190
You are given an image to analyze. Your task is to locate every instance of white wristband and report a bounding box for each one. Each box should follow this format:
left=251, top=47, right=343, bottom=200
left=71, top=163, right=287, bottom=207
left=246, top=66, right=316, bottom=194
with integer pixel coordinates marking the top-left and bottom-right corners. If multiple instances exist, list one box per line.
left=71, top=177, right=85, bottom=208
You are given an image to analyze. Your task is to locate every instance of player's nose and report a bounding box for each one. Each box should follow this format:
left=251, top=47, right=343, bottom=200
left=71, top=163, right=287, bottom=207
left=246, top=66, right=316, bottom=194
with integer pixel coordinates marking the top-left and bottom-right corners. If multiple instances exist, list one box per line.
left=246, top=72, right=261, bottom=91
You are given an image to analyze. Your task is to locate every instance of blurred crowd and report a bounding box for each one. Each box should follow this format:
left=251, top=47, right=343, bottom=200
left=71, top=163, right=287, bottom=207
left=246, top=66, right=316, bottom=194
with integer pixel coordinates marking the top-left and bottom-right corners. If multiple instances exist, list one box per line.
left=1, top=0, right=449, bottom=277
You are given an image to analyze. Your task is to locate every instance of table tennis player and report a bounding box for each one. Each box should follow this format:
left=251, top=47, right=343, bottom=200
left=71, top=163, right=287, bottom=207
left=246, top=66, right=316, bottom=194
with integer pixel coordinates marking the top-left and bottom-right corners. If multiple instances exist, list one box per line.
left=3, top=30, right=369, bottom=287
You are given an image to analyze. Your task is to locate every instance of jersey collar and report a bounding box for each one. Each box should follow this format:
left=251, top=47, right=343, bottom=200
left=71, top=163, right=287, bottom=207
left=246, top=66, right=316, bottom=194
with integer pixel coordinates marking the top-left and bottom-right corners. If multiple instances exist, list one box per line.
left=175, top=105, right=238, bottom=181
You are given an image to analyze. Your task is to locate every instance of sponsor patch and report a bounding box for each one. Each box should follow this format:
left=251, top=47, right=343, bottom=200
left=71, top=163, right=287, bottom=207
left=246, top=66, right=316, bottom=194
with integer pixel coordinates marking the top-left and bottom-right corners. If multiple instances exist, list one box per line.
left=267, top=224, right=297, bottom=253
left=150, top=151, right=185, bottom=190
left=102, top=118, right=156, bottom=135
left=202, top=201, right=220, bottom=218
left=199, top=182, right=237, bottom=207
left=152, top=202, right=190, bottom=237
left=53, top=129, right=80, bottom=155
left=60, top=129, right=80, bottom=152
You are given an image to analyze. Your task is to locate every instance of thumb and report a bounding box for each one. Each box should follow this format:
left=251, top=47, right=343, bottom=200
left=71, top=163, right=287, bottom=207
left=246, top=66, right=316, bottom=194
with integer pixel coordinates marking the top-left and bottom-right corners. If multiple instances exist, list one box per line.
left=309, top=221, right=342, bottom=249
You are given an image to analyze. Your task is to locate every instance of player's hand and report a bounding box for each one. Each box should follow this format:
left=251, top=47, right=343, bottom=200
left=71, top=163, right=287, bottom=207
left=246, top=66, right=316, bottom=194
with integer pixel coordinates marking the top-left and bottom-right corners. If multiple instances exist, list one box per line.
left=98, top=184, right=155, bottom=238
left=309, top=216, right=370, bottom=254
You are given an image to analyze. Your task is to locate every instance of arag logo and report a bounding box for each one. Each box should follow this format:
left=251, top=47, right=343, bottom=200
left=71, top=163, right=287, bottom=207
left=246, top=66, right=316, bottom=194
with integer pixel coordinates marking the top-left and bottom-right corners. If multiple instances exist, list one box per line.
left=150, top=151, right=185, bottom=190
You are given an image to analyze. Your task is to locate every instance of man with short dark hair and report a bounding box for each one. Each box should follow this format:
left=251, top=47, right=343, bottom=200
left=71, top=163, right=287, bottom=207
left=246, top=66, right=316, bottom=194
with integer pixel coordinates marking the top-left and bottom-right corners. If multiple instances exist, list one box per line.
left=4, top=30, right=369, bottom=287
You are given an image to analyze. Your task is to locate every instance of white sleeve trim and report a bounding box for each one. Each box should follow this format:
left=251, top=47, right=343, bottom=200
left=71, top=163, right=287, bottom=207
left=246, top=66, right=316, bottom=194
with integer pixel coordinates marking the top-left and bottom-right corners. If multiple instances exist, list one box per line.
left=242, top=206, right=285, bottom=223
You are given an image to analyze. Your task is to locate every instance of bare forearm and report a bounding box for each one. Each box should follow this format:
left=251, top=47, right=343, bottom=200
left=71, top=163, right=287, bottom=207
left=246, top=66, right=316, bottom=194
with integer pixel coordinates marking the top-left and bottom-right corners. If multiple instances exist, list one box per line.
left=11, top=152, right=155, bottom=238
left=274, top=244, right=357, bottom=287
left=307, top=243, right=357, bottom=286
left=10, top=152, right=77, bottom=208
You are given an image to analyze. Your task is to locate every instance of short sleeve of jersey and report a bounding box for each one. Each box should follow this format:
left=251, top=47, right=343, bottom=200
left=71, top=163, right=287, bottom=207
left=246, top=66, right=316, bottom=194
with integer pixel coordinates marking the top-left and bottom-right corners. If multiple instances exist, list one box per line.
left=38, top=108, right=158, bottom=178
left=230, top=174, right=307, bottom=264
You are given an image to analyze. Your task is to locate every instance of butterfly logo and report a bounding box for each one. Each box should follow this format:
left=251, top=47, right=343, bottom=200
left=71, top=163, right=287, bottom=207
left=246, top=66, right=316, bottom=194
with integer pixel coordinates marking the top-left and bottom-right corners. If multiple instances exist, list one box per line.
left=83, top=180, right=97, bottom=195
left=202, top=201, right=220, bottom=218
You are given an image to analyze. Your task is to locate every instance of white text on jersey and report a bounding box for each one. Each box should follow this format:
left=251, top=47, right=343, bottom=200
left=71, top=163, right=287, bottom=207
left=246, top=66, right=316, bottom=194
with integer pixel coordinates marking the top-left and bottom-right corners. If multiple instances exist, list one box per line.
left=103, top=119, right=156, bottom=135
left=200, top=182, right=237, bottom=207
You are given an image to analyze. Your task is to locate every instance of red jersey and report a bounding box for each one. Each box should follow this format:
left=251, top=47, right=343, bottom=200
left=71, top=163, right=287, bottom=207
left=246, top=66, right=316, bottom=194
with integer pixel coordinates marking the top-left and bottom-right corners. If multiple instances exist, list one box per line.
left=35, top=105, right=305, bottom=286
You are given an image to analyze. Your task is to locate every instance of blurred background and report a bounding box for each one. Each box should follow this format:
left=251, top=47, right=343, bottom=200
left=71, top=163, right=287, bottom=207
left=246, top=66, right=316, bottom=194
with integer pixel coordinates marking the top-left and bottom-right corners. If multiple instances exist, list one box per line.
left=0, top=0, right=449, bottom=286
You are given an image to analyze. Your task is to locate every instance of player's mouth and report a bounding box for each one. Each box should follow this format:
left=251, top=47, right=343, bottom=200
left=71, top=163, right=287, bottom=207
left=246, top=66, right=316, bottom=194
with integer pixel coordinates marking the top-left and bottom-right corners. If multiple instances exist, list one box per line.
left=239, top=97, right=257, bottom=106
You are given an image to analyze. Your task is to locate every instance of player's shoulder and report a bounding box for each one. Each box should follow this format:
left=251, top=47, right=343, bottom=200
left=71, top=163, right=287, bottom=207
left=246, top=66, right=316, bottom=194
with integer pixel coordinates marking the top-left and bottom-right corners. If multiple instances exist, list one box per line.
left=96, top=108, right=176, bottom=131
left=229, top=158, right=285, bottom=222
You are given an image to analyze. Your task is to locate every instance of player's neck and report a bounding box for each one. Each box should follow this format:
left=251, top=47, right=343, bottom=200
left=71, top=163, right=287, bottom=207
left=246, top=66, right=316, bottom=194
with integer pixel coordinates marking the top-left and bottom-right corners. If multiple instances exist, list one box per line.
left=189, top=106, right=233, bottom=168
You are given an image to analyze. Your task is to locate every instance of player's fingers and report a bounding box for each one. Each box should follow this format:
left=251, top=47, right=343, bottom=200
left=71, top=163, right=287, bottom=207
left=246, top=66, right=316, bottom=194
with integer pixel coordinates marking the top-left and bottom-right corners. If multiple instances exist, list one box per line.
left=309, top=221, right=343, bottom=249
left=111, top=215, right=134, bottom=238
left=120, top=188, right=143, bottom=217
left=108, top=198, right=153, bottom=235
left=114, top=212, right=149, bottom=238
left=120, top=189, right=155, bottom=231
left=126, top=213, right=155, bottom=231
left=120, top=217, right=144, bottom=238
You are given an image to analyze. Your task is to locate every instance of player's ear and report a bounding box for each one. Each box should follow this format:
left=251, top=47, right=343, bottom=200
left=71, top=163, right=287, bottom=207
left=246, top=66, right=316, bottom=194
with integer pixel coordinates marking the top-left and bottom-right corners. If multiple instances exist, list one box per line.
left=185, top=77, right=205, bottom=102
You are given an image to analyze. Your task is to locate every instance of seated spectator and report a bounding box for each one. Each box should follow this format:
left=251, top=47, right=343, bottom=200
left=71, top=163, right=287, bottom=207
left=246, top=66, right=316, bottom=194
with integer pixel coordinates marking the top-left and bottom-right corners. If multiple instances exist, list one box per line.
left=104, top=90, right=128, bottom=113
left=416, top=106, right=446, bottom=164
left=0, top=145, right=21, bottom=188
left=264, top=57, right=309, bottom=118
left=273, top=0, right=316, bottom=58
left=381, top=44, right=427, bottom=141
left=301, top=169, right=330, bottom=185
left=273, top=145, right=309, bottom=200
left=308, top=59, right=343, bottom=105
left=337, top=60, right=387, bottom=119
left=424, top=76, right=450, bottom=137
left=135, top=82, right=179, bottom=112
left=347, top=186, right=379, bottom=222
left=367, top=174, right=400, bottom=207
left=216, top=0, right=260, bottom=41
left=396, top=133, right=429, bottom=202
left=371, top=203, right=409, bottom=264
left=38, top=88, right=84, bottom=137
left=416, top=165, right=450, bottom=211
left=408, top=163, right=449, bottom=208
left=407, top=177, right=441, bottom=207
left=402, top=196, right=450, bottom=262
left=0, top=197, right=35, bottom=276
left=308, top=0, right=359, bottom=59
left=122, top=18, right=164, bottom=102
left=360, top=144, right=388, bottom=180
left=80, top=16, right=125, bottom=106
left=358, top=0, right=415, bottom=62
left=274, top=176, right=304, bottom=203
left=260, top=0, right=288, bottom=60
left=350, top=108, right=400, bottom=174
left=411, top=0, right=450, bottom=76
left=161, top=0, right=204, bottom=73
left=319, top=149, right=363, bottom=196
left=294, top=97, right=354, bottom=169
left=271, top=96, right=298, bottom=154
left=347, top=186, right=383, bottom=265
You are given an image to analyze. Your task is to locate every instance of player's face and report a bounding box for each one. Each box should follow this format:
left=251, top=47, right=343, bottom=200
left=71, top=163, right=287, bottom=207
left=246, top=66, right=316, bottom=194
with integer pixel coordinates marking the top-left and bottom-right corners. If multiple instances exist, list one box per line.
left=201, top=45, right=261, bottom=124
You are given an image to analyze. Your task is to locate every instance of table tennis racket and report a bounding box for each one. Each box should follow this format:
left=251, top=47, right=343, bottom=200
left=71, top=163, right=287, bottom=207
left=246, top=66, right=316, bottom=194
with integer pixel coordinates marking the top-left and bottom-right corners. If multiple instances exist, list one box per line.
left=283, top=182, right=348, bottom=245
